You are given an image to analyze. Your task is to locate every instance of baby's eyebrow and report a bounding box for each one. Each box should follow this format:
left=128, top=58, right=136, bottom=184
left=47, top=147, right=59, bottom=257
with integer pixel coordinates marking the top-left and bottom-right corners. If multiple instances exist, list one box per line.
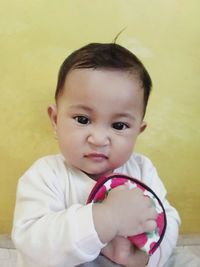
left=68, top=104, right=92, bottom=112
left=114, top=112, right=136, bottom=121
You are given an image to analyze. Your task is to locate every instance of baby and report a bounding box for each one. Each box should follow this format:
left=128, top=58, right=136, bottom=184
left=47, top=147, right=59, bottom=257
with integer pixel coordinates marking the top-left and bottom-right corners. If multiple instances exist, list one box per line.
left=12, top=43, right=180, bottom=267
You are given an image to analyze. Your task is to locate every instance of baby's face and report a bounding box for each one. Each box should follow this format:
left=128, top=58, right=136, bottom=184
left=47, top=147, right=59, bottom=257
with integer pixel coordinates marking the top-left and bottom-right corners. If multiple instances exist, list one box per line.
left=49, top=68, right=146, bottom=180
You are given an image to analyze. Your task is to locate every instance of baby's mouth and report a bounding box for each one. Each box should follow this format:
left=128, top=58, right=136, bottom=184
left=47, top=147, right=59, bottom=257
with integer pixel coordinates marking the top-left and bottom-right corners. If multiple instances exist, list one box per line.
left=85, top=153, right=108, bottom=161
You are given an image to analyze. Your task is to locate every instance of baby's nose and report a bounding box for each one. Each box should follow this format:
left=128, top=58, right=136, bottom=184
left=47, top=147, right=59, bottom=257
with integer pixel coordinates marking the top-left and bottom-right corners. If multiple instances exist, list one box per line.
left=87, top=128, right=110, bottom=147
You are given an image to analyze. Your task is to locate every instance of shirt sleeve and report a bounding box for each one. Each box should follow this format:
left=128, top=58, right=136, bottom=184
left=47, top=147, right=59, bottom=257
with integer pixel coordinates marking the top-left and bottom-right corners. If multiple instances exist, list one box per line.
left=12, top=158, right=105, bottom=267
left=138, top=155, right=181, bottom=267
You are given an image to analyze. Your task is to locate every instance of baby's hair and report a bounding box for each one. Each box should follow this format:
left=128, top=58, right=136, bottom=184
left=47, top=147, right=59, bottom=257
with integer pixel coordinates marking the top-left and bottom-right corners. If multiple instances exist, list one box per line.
left=113, top=27, right=127, bottom=44
left=55, top=42, right=152, bottom=116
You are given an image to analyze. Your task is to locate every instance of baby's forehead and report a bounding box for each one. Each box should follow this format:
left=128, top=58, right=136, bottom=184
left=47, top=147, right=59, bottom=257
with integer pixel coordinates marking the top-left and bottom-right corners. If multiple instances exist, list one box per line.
left=62, top=69, right=141, bottom=97
left=58, top=68, right=143, bottom=103
left=65, top=68, right=142, bottom=85
left=56, top=68, right=144, bottom=111
left=58, top=68, right=145, bottom=116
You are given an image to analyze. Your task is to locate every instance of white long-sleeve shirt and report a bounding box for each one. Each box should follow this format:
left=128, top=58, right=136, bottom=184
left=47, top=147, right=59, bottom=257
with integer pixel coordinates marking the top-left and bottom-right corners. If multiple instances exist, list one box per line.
left=12, top=153, right=180, bottom=267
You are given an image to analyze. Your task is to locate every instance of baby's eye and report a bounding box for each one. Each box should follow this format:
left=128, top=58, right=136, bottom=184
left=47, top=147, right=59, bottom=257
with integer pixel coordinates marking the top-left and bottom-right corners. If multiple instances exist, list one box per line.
left=74, top=116, right=90, bottom=125
left=112, top=122, right=129, bottom=130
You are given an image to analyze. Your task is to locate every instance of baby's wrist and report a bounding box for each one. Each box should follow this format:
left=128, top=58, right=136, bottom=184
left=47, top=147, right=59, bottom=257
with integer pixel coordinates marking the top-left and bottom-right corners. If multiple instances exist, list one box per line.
left=92, top=202, right=117, bottom=243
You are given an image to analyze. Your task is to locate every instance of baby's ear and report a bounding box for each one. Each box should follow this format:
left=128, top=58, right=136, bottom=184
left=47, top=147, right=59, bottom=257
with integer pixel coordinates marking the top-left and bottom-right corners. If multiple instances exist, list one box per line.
left=47, top=104, right=58, bottom=131
left=139, top=121, right=147, bottom=133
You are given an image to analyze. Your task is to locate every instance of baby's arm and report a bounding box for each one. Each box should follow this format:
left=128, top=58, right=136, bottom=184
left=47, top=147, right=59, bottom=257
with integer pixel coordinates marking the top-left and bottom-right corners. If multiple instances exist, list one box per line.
left=101, top=236, right=149, bottom=267
left=12, top=161, right=105, bottom=266
left=97, top=154, right=180, bottom=267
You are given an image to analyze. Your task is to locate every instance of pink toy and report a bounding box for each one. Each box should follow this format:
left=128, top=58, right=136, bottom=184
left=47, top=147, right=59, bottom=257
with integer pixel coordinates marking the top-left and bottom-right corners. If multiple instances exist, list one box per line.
left=87, top=174, right=167, bottom=255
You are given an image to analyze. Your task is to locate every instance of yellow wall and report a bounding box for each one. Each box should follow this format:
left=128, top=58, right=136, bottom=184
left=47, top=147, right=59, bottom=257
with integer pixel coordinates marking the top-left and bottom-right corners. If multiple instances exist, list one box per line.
left=0, top=0, right=199, bottom=234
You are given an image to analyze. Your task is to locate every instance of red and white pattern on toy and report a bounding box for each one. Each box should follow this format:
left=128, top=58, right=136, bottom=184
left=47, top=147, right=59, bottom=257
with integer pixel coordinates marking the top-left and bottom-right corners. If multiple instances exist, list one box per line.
left=87, top=175, right=166, bottom=255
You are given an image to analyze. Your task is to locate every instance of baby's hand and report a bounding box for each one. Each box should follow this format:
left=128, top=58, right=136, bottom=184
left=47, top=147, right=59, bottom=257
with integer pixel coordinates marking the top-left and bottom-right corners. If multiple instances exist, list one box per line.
left=101, top=236, right=149, bottom=267
left=92, top=185, right=157, bottom=244
left=103, top=185, right=157, bottom=237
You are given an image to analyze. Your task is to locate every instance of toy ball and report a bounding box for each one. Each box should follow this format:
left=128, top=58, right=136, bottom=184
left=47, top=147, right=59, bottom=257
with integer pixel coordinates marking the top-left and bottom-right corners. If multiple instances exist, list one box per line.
left=87, top=174, right=167, bottom=255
